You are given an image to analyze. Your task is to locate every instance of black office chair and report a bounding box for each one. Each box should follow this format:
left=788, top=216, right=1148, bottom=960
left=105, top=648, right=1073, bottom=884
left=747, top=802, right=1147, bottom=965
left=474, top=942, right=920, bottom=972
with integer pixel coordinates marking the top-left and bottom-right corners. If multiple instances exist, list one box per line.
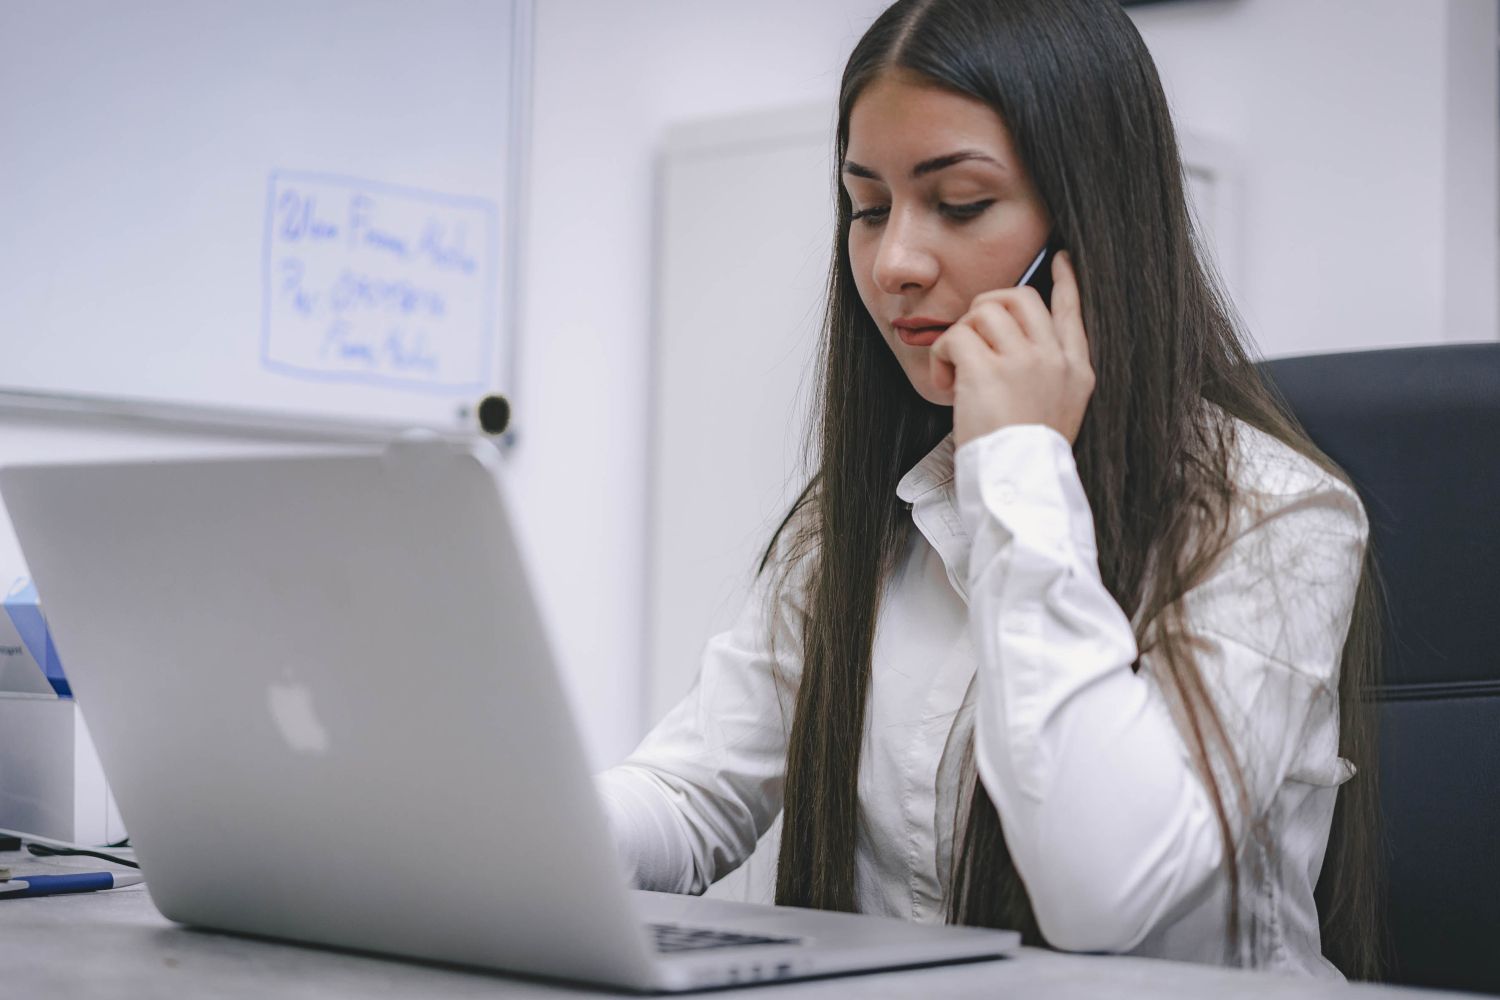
left=1260, top=343, right=1500, bottom=993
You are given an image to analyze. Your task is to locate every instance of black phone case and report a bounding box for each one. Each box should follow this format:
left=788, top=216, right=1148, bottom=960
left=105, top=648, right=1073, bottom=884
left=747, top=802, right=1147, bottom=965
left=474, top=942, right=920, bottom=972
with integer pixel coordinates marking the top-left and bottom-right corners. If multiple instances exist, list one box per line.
left=1022, top=238, right=1062, bottom=308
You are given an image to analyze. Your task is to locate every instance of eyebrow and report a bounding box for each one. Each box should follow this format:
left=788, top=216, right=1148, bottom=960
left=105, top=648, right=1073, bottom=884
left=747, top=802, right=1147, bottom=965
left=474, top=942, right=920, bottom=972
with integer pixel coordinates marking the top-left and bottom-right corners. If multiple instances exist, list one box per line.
left=841, top=150, right=1006, bottom=180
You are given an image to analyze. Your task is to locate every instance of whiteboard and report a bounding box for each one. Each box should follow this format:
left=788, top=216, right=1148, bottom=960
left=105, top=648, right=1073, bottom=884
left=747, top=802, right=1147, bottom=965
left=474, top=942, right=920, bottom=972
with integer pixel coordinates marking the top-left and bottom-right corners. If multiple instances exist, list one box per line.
left=0, top=0, right=529, bottom=436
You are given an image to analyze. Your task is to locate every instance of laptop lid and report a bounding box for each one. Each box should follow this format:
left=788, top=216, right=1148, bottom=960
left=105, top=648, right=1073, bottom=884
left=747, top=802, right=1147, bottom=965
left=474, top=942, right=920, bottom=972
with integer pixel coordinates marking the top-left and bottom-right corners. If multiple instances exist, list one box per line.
left=0, top=440, right=661, bottom=987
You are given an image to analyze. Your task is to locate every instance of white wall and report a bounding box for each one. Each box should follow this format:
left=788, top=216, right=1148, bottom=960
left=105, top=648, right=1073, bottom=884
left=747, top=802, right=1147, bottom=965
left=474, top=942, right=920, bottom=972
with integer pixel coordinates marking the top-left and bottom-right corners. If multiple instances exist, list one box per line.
left=508, top=0, right=893, bottom=766
left=1130, top=0, right=1498, bottom=353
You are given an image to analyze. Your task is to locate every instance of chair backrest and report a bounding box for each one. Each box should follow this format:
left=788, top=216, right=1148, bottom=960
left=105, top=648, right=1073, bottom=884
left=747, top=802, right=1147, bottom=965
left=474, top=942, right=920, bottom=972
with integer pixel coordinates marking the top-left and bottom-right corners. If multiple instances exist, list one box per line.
left=1260, top=344, right=1500, bottom=993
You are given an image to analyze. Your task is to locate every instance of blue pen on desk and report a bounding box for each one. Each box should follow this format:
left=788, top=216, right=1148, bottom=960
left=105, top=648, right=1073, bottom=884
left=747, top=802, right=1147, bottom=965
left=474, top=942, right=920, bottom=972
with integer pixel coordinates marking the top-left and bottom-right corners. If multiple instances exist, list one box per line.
left=0, top=872, right=145, bottom=899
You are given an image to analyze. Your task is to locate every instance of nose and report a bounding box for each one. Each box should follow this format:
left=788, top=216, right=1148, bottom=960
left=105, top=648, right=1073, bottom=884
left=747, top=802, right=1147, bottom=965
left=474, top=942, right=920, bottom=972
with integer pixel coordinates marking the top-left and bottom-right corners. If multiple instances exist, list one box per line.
left=871, top=207, right=939, bottom=295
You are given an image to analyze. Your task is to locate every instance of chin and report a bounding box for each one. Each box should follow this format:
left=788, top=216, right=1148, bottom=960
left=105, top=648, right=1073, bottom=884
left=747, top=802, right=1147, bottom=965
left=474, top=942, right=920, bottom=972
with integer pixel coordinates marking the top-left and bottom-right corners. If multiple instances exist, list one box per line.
left=907, top=376, right=955, bottom=408
left=887, top=347, right=954, bottom=407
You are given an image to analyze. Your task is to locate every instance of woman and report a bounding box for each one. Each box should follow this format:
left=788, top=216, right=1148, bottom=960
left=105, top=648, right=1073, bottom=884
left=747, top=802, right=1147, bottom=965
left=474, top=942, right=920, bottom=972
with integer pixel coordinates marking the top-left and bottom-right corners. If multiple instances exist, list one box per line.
left=600, top=0, right=1381, bottom=980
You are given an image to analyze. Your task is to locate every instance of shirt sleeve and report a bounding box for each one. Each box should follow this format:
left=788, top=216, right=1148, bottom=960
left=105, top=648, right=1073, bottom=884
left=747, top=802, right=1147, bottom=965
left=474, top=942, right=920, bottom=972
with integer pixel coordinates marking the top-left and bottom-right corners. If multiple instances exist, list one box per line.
left=595, top=543, right=809, bottom=895
left=953, top=423, right=1366, bottom=954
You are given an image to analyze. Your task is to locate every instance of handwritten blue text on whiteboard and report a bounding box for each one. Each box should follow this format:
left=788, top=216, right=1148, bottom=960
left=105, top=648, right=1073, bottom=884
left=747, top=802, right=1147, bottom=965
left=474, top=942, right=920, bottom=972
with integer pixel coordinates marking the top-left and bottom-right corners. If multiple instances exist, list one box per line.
left=261, top=171, right=499, bottom=394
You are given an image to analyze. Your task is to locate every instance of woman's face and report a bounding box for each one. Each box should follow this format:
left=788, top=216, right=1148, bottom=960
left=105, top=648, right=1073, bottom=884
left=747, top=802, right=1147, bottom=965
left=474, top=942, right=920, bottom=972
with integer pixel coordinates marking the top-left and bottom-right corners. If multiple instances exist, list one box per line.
left=843, top=69, right=1052, bottom=406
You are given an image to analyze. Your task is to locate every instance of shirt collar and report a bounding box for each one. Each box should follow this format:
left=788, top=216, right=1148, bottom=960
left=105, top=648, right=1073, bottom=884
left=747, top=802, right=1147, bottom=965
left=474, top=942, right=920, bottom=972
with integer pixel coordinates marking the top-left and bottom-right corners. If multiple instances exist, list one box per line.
left=896, top=432, right=957, bottom=505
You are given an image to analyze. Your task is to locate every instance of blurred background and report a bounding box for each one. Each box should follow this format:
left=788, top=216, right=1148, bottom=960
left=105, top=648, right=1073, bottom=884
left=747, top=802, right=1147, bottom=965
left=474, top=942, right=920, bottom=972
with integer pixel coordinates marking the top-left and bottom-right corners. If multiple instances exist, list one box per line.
left=1, top=0, right=1495, bottom=782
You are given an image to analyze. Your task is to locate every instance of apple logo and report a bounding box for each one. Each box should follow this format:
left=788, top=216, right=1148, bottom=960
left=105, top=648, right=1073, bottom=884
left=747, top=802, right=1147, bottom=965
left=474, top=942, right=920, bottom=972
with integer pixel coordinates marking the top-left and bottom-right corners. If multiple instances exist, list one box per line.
left=267, top=672, right=331, bottom=755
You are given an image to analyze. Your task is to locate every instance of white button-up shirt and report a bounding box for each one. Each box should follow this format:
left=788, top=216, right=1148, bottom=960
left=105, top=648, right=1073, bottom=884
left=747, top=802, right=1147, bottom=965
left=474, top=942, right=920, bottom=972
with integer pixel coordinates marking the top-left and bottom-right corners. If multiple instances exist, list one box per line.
left=599, top=421, right=1366, bottom=978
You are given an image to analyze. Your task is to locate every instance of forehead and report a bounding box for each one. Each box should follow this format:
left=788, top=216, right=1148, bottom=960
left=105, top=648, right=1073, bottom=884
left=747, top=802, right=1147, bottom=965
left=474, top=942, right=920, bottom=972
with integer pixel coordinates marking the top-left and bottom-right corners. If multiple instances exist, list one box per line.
left=845, top=70, right=1014, bottom=166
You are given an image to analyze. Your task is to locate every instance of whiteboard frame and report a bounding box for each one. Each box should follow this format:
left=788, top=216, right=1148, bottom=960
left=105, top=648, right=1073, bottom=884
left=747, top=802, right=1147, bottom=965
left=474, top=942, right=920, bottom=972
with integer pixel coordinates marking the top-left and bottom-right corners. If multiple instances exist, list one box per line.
left=0, top=0, right=534, bottom=447
left=0, top=387, right=485, bottom=444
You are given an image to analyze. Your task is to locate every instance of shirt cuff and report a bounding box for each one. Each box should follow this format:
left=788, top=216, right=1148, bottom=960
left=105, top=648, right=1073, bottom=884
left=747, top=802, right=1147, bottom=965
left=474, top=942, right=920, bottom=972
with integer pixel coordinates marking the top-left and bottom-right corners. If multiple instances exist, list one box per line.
left=953, top=423, right=1097, bottom=563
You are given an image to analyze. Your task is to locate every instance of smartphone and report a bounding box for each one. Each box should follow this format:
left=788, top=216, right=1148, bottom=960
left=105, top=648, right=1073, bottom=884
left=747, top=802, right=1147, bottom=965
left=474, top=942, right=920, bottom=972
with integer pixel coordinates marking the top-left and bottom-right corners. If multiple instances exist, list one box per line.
left=1017, top=236, right=1063, bottom=308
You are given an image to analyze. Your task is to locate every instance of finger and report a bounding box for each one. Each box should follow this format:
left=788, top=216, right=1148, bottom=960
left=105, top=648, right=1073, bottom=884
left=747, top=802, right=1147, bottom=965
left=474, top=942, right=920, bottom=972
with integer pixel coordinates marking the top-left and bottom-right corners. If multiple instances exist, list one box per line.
left=930, top=324, right=989, bottom=386
left=963, top=300, right=1029, bottom=356
left=973, top=285, right=1054, bottom=350
left=1050, top=251, right=1090, bottom=368
left=929, top=333, right=957, bottom=393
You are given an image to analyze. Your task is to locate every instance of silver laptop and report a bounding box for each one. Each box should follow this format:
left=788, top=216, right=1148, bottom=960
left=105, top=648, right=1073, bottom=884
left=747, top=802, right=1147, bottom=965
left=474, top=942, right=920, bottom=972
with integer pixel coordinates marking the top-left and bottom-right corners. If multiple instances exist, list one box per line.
left=0, top=439, right=1016, bottom=991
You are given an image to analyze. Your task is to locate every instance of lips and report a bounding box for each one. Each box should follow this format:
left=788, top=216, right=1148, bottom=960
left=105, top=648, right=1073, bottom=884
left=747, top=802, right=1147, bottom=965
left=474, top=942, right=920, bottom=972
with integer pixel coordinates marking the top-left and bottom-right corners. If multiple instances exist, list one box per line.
left=893, top=317, right=952, bottom=347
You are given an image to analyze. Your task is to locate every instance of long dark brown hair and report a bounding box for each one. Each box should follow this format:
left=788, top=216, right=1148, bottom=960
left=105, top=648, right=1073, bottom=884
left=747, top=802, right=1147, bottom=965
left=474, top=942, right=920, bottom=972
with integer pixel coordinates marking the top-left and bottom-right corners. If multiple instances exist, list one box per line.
left=760, top=0, right=1382, bottom=979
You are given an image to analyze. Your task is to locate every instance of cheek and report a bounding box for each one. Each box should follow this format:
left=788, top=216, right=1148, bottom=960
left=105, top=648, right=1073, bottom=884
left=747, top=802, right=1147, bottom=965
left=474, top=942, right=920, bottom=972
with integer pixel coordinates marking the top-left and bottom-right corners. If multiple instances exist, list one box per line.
left=953, top=233, right=1015, bottom=295
left=960, top=232, right=1008, bottom=281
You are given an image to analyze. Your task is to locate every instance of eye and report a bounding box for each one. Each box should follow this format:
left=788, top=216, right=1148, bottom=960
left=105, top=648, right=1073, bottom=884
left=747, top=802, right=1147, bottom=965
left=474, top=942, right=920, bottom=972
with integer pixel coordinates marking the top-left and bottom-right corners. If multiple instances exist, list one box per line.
left=940, top=199, right=996, bottom=221
left=850, top=205, right=890, bottom=226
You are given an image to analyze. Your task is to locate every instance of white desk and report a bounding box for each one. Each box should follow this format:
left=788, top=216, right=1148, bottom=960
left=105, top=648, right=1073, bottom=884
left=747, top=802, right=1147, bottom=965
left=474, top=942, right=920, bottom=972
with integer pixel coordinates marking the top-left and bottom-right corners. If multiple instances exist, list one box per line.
left=0, top=852, right=1470, bottom=999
